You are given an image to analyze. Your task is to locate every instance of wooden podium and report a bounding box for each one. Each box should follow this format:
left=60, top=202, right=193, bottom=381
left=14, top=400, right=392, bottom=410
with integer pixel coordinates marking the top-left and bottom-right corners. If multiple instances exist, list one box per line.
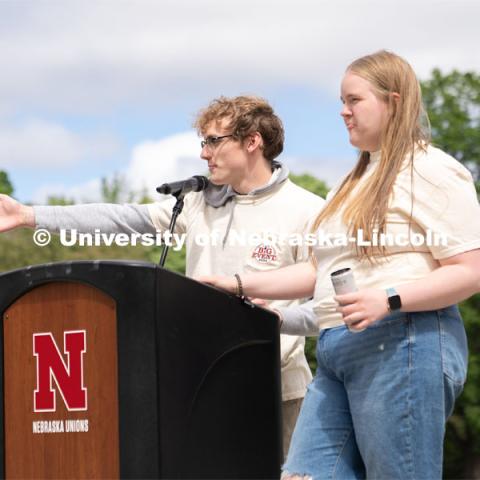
left=0, top=261, right=282, bottom=479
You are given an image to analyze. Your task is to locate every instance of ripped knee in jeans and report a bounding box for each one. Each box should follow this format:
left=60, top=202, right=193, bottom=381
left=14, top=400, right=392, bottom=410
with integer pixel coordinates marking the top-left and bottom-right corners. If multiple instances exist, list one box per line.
left=281, top=471, right=313, bottom=480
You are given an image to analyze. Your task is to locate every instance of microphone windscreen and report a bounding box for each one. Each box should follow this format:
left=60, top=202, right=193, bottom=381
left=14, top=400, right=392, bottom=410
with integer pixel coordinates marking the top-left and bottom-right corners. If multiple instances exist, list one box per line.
left=193, top=176, right=209, bottom=192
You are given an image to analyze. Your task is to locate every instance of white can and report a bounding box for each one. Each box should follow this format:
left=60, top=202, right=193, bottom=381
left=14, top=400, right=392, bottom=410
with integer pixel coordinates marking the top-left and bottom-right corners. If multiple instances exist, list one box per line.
left=330, top=268, right=357, bottom=295
left=330, top=268, right=366, bottom=333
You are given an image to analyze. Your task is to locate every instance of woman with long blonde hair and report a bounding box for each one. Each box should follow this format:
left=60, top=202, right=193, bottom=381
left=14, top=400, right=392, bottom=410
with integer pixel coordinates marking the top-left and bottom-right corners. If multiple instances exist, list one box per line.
left=201, top=50, right=480, bottom=479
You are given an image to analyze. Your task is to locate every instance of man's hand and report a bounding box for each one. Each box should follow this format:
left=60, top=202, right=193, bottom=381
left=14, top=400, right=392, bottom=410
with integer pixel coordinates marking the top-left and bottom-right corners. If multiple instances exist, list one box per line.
left=0, top=194, right=35, bottom=232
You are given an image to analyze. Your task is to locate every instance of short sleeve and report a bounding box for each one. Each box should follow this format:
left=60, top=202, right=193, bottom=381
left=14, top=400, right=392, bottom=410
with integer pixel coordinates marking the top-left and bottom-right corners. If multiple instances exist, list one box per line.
left=411, top=156, right=480, bottom=259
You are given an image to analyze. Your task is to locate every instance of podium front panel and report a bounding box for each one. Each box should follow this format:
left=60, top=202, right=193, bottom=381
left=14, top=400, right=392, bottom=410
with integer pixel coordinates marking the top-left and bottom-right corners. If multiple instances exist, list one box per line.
left=3, top=282, right=119, bottom=479
left=156, top=269, right=282, bottom=479
left=0, top=261, right=281, bottom=479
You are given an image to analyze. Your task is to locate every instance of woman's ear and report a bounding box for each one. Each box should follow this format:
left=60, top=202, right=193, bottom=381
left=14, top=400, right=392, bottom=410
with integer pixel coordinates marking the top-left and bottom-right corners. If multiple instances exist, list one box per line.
left=390, top=92, right=400, bottom=103
left=388, top=92, right=400, bottom=116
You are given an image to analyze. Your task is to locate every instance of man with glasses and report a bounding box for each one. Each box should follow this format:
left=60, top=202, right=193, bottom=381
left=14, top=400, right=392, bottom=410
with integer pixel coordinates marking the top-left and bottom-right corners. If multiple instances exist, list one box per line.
left=0, top=95, right=324, bottom=457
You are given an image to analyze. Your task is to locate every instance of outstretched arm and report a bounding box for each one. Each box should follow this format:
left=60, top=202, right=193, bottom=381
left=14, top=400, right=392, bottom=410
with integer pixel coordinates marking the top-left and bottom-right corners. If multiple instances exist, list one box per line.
left=0, top=194, right=158, bottom=235
left=34, top=203, right=156, bottom=234
left=199, top=261, right=317, bottom=300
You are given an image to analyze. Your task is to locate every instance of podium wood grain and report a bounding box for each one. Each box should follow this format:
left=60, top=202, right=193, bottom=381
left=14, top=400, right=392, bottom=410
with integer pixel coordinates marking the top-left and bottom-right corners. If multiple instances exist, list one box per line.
left=3, top=282, right=119, bottom=479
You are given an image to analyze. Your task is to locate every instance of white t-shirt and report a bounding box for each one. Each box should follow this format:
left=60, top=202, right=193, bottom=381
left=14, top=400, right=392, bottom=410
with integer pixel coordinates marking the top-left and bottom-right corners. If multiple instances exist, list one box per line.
left=149, top=178, right=324, bottom=400
left=312, top=145, right=480, bottom=329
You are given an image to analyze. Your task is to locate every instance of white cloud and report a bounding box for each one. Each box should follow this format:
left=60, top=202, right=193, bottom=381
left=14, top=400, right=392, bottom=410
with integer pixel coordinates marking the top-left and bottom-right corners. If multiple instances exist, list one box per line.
left=10, top=0, right=480, bottom=202
left=1, top=0, right=478, bottom=112
left=32, top=179, right=102, bottom=204
left=126, top=131, right=204, bottom=196
left=31, top=130, right=203, bottom=203
left=31, top=129, right=355, bottom=203
left=0, top=120, right=119, bottom=168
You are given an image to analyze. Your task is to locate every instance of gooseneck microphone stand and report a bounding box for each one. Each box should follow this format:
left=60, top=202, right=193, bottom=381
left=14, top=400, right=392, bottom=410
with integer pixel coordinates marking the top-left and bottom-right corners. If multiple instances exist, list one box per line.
left=158, top=191, right=185, bottom=267
left=156, top=175, right=209, bottom=268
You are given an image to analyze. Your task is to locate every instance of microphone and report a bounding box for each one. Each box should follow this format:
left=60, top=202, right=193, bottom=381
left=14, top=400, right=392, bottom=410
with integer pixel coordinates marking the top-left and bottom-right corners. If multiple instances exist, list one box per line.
left=156, top=175, right=209, bottom=196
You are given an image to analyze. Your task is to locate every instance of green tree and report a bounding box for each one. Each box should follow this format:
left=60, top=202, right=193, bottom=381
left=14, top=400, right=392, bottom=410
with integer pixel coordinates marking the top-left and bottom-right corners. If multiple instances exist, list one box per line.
left=289, top=172, right=329, bottom=371
left=421, top=70, right=480, bottom=479
left=148, top=245, right=186, bottom=275
left=137, top=187, right=154, bottom=204
left=47, top=195, right=75, bottom=206
left=422, top=69, right=480, bottom=190
left=101, top=173, right=136, bottom=203
left=0, top=171, right=14, bottom=195
left=101, top=174, right=158, bottom=204
left=290, top=173, right=329, bottom=199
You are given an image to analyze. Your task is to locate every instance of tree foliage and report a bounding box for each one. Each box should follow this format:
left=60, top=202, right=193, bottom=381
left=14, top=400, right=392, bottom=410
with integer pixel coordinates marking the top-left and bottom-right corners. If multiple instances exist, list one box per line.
left=47, top=195, right=75, bottom=206
left=421, top=70, right=480, bottom=479
left=101, top=173, right=132, bottom=203
left=288, top=173, right=328, bottom=372
left=0, top=171, right=14, bottom=196
left=290, top=173, right=329, bottom=199
left=422, top=69, right=480, bottom=189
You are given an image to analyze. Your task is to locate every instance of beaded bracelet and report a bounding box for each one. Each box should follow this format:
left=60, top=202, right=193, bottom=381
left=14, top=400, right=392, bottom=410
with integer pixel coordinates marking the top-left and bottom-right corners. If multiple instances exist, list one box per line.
left=234, top=273, right=244, bottom=298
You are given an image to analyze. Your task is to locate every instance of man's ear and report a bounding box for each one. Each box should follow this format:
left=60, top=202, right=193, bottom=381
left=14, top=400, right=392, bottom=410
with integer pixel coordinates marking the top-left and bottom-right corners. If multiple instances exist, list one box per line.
left=246, top=132, right=263, bottom=153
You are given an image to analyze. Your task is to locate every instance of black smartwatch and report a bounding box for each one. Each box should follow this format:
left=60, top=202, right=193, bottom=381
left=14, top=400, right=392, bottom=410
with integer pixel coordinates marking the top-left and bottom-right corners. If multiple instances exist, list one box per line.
left=386, top=287, right=402, bottom=312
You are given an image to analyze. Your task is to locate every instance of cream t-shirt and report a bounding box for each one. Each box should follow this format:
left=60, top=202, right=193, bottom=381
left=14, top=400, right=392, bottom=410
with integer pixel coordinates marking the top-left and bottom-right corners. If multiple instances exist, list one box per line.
left=148, top=178, right=324, bottom=400
left=312, top=145, right=480, bottom=329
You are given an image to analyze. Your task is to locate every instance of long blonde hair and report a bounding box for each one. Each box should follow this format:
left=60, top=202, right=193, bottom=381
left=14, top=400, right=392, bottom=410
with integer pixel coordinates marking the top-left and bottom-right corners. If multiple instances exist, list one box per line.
left=312, top=50, right=430, bottom=261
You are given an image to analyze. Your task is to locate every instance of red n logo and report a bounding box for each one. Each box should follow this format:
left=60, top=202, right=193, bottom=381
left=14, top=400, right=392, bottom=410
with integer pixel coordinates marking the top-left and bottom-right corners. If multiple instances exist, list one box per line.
left=33, top=330, right=87, bottom=412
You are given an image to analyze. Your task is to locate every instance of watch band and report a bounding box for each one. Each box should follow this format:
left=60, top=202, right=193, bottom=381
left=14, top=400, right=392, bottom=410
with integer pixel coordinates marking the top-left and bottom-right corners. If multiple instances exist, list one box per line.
left=386, top=287, right=396, bottom=297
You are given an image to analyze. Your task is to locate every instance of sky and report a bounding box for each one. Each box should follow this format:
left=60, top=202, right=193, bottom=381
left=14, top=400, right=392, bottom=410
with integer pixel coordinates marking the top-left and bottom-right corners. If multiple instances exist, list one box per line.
left=1, top=0, right=479, bottom=203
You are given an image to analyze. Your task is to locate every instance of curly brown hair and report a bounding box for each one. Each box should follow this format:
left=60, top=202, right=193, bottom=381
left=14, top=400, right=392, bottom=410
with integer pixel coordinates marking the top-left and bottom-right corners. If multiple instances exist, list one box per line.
left=193, top=95, right=284, bottom=162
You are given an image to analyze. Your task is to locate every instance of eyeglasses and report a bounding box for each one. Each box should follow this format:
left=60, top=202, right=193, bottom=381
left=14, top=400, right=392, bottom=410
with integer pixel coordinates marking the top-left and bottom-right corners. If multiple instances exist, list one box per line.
left=200, top=134, right=234, bottom=149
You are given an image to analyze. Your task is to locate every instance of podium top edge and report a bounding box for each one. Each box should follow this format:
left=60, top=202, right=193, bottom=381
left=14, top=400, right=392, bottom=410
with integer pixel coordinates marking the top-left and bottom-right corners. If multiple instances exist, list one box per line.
left=0, top=260, right=159, bottom=280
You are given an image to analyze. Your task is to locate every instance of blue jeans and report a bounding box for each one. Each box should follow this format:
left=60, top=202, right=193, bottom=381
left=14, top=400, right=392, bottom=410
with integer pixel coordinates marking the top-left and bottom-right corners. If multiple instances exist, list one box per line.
left=283, top=306, right=467, bottom=480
